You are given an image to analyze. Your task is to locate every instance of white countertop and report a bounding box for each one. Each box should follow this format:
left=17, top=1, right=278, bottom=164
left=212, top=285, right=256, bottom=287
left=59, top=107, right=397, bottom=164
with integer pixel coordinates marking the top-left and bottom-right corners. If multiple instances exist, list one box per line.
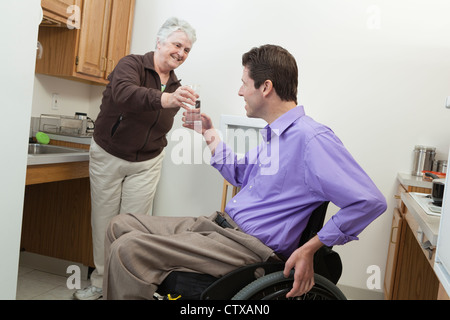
left=397, top=172, right=433, bottom=189
left=45, top=133, right=92, bottom=145
left=27, top=151, right=89, bottom=166
left=401, top=192, right=440, bottom=246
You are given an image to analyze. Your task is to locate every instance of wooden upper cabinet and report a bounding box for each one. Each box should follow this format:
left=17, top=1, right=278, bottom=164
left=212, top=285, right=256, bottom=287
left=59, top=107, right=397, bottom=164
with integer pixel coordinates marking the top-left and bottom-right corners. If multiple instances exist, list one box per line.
left=36, top=0, right=135, bottom=85
left=76, top=0, right=112, bottom=79
left=106, top=0, right=135, bottom=77
left=41, top=0, right=81, bottom=27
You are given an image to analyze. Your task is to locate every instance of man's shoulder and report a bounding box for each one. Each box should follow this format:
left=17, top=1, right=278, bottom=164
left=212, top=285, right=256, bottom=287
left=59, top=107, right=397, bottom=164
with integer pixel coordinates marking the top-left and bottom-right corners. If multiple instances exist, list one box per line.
left=290, top=115, right=333, bottom=140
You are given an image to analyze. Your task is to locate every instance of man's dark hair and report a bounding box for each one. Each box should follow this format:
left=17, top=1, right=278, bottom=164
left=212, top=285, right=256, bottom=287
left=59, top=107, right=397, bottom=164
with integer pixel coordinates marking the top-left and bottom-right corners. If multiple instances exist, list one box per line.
left=242, top=45, right=298, bottom=104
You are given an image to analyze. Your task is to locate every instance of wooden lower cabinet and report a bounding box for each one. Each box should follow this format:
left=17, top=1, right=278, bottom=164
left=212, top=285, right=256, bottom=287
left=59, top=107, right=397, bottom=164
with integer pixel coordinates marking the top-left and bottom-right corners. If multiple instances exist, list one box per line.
left=21, top=140, right=94, bottom=267
left=394, top=226, right=439, bottom=299
left=20, top=178, right=94, bottom=267
left=384, top=208, right=404, bottom=299
left=384, top=183, right=440, bottom=299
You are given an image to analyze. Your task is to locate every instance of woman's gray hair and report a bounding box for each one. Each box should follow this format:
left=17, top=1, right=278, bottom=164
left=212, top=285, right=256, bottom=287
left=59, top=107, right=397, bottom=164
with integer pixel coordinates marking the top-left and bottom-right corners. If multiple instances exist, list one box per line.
left=156, top=17, right=197, bottom=48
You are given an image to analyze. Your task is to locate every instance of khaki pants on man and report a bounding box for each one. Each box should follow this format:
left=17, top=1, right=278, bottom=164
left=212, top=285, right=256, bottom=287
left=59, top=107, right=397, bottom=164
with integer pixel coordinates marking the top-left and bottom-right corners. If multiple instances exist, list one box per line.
left=103, top=212, right=275, bottom=300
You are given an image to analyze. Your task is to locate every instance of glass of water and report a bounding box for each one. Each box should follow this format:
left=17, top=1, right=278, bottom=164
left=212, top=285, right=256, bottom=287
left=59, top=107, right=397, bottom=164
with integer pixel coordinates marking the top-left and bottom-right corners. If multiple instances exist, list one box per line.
left=185, top=84, right=201, bottom=125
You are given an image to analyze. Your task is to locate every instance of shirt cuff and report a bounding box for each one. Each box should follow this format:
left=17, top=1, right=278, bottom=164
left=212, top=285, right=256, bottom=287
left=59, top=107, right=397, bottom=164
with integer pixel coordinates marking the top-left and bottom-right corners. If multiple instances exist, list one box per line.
left=317, top=216, right=359, bottom=246
left=210, top=141, right=226, bottom=167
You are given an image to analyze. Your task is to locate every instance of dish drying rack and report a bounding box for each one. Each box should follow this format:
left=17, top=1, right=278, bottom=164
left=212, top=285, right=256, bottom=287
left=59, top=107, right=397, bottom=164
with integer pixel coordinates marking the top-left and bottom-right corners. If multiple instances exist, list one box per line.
left=38, top=114, right=93, bottom=137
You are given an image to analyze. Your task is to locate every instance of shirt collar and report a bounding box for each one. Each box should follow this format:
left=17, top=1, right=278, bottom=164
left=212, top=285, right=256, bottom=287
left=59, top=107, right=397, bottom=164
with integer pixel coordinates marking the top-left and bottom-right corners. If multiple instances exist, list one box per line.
left=143, top=51, right=156, bottom=70
left=261, top=105, right=305, bottom=142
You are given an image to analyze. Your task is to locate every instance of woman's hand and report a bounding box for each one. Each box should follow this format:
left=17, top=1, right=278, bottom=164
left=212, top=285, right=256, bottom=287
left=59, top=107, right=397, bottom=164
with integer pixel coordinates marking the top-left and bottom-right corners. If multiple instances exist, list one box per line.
left=161, top=86, right=198, bottom=110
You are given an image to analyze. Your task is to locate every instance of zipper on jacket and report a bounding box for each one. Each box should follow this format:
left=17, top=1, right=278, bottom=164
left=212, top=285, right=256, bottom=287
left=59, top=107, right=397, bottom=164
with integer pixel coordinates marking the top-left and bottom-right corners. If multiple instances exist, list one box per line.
left=111, top=114, right=123, bottom=137
left=136, top=110, right=161, bottom=161
left=133, top=78, right=180, bottom=161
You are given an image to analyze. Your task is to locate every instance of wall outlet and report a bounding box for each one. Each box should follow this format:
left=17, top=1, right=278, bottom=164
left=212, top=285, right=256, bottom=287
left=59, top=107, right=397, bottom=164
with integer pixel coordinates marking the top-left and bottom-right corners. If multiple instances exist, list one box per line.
left=446, top=96, right=450, bottom=109
left=52, top=93, right=59, bottom=110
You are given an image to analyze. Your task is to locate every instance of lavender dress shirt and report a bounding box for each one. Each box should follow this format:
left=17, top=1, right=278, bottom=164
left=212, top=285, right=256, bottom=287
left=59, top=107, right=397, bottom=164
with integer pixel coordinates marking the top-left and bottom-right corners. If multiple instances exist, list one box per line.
left=211, top=106, right=387, bottom=258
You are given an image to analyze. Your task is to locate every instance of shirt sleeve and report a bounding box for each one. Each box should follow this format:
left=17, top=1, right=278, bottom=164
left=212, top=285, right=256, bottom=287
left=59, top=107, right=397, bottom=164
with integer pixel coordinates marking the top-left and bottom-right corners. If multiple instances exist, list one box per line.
left=109, top=55, right=164, bottom=112
left=210, top=141, right=248, bottom=187
left=304, top=132, right=387, bottom=247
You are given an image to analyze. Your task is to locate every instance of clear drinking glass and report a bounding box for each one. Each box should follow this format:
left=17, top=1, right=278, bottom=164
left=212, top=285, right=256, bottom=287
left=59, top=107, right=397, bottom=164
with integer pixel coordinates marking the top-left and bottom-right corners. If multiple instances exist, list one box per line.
left=185, top=84, right=201, bottom=125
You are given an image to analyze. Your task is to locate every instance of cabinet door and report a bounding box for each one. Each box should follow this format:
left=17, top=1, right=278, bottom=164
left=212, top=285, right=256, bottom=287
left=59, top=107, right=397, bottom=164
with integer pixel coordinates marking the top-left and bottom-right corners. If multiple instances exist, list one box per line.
left=76, top=0, right=112, bottom=78
left=41, top=0, right=80, bottom=26
left=384, top=208, right=404, bottom=299
left=395, top=225, right=439, bottom=299
left=106, top=0, right=135, bottom=78
left=37, top=0, right=135, bottom=84
left=22, top=178, right=94, bottom=267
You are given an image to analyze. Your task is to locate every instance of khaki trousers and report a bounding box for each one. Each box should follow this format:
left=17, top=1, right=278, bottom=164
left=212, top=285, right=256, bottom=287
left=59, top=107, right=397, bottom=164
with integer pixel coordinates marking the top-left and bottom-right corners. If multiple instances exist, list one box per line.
left=89, top=139, right=165, bottom=288
left=103, top=212, right=275, bottom=300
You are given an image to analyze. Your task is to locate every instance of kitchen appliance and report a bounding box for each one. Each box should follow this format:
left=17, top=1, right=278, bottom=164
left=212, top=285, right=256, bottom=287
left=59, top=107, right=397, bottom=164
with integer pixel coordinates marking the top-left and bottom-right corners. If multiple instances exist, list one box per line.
left=75, top=112, right=95, bottom=134
left=39, top=113, right=94, bottom=137
left=409, top=192, right=441, bottom=216
left=426, top=172, right=446, bottom=207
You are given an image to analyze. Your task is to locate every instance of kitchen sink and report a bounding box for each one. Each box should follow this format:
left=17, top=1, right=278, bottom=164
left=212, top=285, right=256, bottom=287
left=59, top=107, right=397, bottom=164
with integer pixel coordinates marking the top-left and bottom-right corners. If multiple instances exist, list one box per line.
left=28, top=143, right=88, bottom=155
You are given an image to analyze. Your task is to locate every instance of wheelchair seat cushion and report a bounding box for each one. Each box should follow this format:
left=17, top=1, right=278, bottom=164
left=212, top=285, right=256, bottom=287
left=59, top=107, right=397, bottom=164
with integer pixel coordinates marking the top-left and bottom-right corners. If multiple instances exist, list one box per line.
left=157, top=271, right=218, bottom=300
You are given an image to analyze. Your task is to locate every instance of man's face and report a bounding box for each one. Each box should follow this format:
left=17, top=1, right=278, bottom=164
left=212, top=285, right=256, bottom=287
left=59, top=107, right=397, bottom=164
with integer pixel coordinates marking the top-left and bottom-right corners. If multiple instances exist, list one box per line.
left=238, top=67, right=264, bottom=118
left=156, top=30, right=192, bottom=71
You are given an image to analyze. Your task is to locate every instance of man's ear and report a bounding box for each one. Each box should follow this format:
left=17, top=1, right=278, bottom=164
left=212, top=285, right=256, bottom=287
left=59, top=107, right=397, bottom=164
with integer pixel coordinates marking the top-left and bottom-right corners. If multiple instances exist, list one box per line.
left=262, top=80, right=274, bottom=97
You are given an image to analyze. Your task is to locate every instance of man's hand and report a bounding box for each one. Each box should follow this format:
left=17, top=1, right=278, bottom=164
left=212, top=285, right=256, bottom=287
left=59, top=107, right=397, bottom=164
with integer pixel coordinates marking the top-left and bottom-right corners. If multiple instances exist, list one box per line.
left=182, top=113, right=212, bottom=135
left=283, top=235, right=323, bottom=298
left=182, top=113, right=221, bottom=155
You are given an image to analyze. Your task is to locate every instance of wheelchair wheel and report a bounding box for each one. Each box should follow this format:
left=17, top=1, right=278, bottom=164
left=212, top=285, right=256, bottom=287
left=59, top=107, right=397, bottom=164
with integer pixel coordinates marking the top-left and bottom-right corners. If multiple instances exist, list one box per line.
left=231, top=271, right=346, bottom=300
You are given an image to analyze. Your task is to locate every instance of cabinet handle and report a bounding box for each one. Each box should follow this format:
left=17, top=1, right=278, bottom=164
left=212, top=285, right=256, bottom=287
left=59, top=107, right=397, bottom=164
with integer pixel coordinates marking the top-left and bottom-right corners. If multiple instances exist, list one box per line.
left=101, top=57, right=107, bottom=72
left=108, top=59, right=115, bottom=75
left=421, top=240, right=435, bottom=260
left=390, top=226, right=398, bottom=244
left=394, top=195, right=401, bottom=199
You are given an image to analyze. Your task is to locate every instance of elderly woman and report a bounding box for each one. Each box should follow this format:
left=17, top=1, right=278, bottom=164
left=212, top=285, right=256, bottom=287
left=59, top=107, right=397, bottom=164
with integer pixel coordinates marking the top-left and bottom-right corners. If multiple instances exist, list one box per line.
left=74, top=17, right=197, bottom=300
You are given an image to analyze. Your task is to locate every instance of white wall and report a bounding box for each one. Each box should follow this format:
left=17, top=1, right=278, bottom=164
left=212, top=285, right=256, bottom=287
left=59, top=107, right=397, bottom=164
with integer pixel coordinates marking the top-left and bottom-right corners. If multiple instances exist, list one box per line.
left=0, top=1, right=41, bottom=299
left=29, top=0, right=450, bottom=293
left=31, top=75, right=92, bottom=118
left=31, top=75, right=105, bottom=120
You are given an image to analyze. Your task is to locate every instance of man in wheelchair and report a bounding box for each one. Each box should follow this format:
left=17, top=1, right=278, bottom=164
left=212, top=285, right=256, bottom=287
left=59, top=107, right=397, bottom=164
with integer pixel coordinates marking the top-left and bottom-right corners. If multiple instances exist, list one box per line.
left=102, top=44, right=387, bottom=300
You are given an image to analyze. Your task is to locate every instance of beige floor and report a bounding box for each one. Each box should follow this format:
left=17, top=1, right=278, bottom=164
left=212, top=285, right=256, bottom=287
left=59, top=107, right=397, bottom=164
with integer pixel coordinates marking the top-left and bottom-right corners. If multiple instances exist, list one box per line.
left=16, top=265, right=90, bottom=300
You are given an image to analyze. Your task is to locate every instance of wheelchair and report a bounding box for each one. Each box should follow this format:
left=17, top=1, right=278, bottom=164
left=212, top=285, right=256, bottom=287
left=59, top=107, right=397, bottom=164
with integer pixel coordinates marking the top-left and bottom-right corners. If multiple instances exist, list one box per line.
left=157, top=202, right=347, bottom=300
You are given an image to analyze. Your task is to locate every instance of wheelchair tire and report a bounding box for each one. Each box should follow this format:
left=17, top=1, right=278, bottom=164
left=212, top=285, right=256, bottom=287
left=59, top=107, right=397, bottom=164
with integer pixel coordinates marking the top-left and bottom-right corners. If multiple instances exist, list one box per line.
left=231, top=271, right=346, bottom=300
